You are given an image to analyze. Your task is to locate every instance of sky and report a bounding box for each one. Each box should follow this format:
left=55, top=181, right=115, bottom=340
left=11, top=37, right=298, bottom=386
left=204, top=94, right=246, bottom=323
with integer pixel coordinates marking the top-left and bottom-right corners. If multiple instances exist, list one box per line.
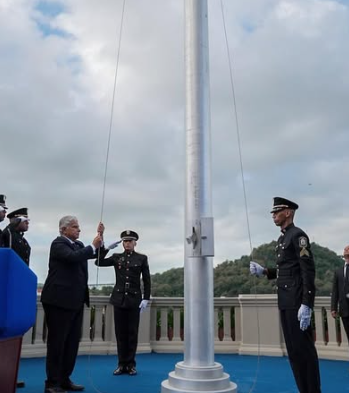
left=1, top=0, right=349, bottom=285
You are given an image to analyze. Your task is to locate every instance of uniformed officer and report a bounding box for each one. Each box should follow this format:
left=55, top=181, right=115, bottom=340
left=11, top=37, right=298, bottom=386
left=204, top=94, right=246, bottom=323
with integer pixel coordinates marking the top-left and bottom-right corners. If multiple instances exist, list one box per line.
left=1, top=207, right=31, bottom=266
left=96, top=230, right=151, bottom=375
left=250, top=197, right=321, bottom=393
left=0, top=205, right=30, bottom=389
left=0, top=195, right=8, bottom=245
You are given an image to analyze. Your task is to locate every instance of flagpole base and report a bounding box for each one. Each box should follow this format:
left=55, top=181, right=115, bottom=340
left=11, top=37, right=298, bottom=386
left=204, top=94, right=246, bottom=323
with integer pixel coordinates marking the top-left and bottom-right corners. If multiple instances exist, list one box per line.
left=161, top=361, right=237, bottom=393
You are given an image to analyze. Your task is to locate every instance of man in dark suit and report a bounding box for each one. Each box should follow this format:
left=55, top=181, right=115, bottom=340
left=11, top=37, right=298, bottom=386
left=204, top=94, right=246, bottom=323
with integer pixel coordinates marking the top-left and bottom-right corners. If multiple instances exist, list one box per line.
left=96, top=230, right=151, bottom=376
left=1, top=208, right=31, bottom=265
left=250, top=197, right=321, bottom=393
left=331, top=245, right=349, bottom=342
left=41, top=216, right=103, bottom=393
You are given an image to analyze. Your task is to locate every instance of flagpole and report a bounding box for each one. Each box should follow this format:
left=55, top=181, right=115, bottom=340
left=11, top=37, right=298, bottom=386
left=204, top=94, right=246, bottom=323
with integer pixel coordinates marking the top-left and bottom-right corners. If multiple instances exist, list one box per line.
left=161, top=1, right=236, bottom=391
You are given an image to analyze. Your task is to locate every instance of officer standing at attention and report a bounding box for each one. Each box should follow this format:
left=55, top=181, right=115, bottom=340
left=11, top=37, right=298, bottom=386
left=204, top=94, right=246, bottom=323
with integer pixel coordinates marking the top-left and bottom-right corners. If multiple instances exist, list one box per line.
left=250, top=197, right=321, bottom=393
left=1, top=208, right=31, bottom=266
left=0, top=195, right=8, bottom=245
left=96, top=230, right=151, bottom=376
left=330, top=245, right=349, bottom=343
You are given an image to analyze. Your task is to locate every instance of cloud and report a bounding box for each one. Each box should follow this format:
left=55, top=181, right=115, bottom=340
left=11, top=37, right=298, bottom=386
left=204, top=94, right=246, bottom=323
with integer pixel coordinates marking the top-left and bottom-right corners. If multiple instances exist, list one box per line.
left=1, top=0, right=348, bottom=285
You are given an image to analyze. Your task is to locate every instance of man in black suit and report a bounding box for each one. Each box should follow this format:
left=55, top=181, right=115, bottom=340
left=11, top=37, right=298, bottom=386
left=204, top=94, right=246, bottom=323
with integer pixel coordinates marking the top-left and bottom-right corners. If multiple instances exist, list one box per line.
left=331, top=245, right=349, bottom=342
left=250, top=197, right=321, bottom=393
left=41, top=216, right=103, bottom=393
left=96, top=230, right=151, bottom=376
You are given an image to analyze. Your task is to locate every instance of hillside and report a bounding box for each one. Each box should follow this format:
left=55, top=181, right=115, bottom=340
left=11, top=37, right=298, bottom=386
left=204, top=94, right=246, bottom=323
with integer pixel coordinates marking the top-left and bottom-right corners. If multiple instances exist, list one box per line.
left=150, top=241, right=342, bottom=297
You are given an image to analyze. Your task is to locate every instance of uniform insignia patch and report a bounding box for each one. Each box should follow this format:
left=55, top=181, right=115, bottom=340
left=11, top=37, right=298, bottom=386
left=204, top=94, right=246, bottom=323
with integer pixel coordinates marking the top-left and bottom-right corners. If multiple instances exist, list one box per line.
left=299, top=237, right=308, bottom=248
left=299, top=236, right=310, bottom=257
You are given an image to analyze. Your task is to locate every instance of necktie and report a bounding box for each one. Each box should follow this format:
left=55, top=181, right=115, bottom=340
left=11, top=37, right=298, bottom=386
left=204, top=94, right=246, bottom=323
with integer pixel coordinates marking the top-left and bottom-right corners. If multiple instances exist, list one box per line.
left=73, top=242, right=79, bottom=250
left=346, top=265, right=349, bottom=283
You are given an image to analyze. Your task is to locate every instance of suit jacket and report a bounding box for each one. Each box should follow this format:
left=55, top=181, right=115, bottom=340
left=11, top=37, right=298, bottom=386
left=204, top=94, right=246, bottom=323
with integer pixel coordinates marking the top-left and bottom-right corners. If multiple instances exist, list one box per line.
left=96, top=249, right=151, bottom=308
left=267, top=223, right=316, bottom=310
left=41, top=236, right=95, bottom=310
left=331, top=265, right=349, bottom=318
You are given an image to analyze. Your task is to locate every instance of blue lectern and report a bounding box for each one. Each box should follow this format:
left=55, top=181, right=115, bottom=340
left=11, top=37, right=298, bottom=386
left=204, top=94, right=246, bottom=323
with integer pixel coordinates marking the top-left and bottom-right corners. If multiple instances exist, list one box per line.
left=0, top=249, right=37, bottom=393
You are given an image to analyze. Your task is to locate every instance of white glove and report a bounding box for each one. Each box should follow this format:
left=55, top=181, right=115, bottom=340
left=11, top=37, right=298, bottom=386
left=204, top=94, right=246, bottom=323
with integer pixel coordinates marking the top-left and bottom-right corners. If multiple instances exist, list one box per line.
left=106, top=240, right=122, bottom=250
left=139, top=299, right=149, bottom=313
left=298, top=304, right=312, bottom=331
left=250, top=261, right=264, bottom=277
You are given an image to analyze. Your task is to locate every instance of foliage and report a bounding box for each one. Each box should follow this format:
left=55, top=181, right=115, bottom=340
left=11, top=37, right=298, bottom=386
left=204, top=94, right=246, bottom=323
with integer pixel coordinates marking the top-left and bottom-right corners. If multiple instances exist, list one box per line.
left=90, top=286, right=114, bottom=296
left=151, top=241, right=343, bottom=297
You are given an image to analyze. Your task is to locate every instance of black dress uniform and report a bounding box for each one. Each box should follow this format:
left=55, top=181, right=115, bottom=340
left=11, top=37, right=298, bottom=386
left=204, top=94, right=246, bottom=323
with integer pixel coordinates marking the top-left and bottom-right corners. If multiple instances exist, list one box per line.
left=267, top=198, right=321, bottom=393
left=0, top=206, right=30, bottom=389
left=1, top=208, right=31, bottom=266
left=97, top=230, right=151, bottom=374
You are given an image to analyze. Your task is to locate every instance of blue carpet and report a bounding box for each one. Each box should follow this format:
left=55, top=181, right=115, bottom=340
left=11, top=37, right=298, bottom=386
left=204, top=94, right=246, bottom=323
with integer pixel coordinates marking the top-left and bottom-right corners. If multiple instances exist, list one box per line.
left=18, top=353, right=349, bottom=393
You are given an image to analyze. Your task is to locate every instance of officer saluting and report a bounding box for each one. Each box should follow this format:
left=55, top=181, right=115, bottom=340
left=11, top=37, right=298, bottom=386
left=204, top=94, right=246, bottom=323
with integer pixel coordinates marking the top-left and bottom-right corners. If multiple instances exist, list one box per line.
left=250, top=197, right=321, bottom=393
left=97, top=230, right=151, bottom=376
left=1, top=205, right=31, bottom=389
left=1, top=207, right=31, bottom=266
left=0, top=195, right=8, bottom=245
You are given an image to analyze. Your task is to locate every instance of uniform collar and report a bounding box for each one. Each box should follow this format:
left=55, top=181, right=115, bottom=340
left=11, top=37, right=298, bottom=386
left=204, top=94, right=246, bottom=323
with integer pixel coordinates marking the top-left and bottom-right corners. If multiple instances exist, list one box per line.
left=281, top=223, right=295, bottom=234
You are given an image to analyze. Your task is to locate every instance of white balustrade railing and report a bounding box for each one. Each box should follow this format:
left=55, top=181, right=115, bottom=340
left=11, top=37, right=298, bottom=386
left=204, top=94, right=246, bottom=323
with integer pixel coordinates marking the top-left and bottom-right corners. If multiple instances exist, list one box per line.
left=21, top=295, right=348, bottom=361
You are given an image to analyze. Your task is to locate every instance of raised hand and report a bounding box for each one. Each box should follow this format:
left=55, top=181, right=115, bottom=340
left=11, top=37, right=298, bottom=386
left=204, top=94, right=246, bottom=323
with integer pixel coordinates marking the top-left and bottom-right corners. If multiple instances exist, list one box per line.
left=92, top=233, right=103, bottom=249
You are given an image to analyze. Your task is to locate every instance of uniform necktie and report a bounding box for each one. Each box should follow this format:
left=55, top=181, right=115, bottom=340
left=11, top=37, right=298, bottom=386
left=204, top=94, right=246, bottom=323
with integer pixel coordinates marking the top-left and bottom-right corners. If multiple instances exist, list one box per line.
left=346, top=264, right=349, bottom=283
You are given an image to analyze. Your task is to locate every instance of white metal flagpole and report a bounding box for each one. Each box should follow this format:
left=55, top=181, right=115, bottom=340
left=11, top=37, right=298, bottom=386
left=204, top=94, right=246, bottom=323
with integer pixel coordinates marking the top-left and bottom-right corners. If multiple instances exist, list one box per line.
left=161, top=1, right=237, bottom=391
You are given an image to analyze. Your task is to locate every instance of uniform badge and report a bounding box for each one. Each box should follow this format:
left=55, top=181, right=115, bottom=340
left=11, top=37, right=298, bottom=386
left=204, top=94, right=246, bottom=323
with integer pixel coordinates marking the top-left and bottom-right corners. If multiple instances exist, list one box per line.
left=299, top=236, right=310, bottom=257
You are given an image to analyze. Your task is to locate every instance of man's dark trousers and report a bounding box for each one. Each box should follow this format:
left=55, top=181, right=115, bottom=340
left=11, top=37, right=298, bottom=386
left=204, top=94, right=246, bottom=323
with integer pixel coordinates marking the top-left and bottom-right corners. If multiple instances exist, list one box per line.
left=43, top=304, right=84, bottom=385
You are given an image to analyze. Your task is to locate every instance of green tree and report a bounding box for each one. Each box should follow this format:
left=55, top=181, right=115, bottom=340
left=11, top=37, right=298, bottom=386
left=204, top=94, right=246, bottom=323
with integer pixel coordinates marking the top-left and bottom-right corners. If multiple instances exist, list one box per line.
left=150, top=241, right=342, bottom=297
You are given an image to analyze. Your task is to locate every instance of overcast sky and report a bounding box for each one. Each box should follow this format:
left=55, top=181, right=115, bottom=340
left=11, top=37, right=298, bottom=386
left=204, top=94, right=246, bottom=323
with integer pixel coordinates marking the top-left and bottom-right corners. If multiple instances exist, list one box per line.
left=1, top=0, right=348, bottom=285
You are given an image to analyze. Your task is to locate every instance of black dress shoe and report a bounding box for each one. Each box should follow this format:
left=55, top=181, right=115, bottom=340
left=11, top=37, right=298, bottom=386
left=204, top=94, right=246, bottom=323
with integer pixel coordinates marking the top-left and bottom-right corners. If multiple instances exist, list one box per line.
left=113, top=366, right=126, bottom=375
left=17, top=381, right=25, bottom=388
left=44, top=386, right=67, bottom=393
left=60, top=381, right=84, bottom=391
left=127, top=367, right=137, bottom=376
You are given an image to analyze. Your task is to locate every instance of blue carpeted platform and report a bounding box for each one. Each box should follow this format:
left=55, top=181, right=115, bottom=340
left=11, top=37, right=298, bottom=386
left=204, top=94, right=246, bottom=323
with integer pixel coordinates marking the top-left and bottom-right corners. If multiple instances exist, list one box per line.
left=17, top=353, right=349, bottom=393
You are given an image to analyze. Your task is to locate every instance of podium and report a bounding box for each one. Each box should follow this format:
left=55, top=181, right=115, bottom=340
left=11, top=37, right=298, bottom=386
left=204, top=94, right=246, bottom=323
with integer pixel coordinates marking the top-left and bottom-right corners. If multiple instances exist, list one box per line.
left=0, top=249, right=37, bottom=393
